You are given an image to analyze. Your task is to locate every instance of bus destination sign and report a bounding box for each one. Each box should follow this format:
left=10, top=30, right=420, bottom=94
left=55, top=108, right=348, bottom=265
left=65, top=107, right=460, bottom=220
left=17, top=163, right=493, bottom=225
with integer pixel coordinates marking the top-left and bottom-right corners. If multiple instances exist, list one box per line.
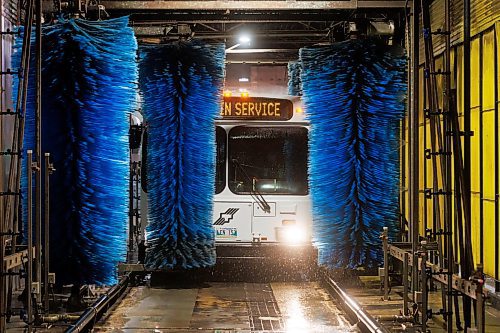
left=220, top=97, right=293, bottom=120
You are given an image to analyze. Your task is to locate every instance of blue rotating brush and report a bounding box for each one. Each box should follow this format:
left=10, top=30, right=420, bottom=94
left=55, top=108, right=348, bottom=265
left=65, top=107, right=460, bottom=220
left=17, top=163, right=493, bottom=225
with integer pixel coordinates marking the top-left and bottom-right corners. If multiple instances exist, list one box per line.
left=139, top=41, right=225, bottom=270
left=300, top=39, right=406, bottom=268
left=15, top=17, right=137, bottom=285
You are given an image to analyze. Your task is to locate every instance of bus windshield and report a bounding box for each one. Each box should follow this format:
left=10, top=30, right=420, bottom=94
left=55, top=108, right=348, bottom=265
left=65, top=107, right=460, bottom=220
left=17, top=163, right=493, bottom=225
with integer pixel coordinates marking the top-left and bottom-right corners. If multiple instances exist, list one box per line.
left=228, top=126, right=308, bottom=195
left=215, top=126, right=226, bottom=194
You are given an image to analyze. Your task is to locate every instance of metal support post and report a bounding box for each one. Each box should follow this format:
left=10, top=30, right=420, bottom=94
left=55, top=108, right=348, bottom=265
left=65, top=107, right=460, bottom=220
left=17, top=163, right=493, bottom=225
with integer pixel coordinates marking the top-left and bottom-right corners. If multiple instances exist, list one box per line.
left=463, top=0, right=474, bottom=329
left=0, top=0, right=5, bottom=329
left=34, top=0, right=43, bottom=306
left=128, top=161, right=134, bottom=261
left=43, top=153, right=54, bottom=312
left=421, top=245, right=428, bottom=332
left=444, top=0, right=453, bottom=330
left=475, top=265, right=485, bottom=333
left=410, top=0, right=420, bottom=296
left=26, top=150, right=33, bottom=332
left=403, top=252, right=409, bottom=315
left=382, top=227, right=389, bottom=301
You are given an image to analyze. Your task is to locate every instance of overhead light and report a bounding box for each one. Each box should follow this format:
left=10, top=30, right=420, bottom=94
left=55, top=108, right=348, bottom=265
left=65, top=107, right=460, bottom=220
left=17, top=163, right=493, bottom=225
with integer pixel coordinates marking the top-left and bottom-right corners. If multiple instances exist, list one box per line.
left=225, top=33, right=251, bottom=52
left=238, top=77, right=249, bottom=82
left=238, top=34, right=251, bottom=45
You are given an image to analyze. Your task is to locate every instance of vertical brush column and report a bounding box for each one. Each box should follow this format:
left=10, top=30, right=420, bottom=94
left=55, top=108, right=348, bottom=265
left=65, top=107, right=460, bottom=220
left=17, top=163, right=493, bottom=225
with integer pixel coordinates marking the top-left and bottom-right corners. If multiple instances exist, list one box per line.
left=15, top=17, right=137, bottom=286
left=301, top=40, right=406, bottom=268
left=140, top=42, right=225, bottom=270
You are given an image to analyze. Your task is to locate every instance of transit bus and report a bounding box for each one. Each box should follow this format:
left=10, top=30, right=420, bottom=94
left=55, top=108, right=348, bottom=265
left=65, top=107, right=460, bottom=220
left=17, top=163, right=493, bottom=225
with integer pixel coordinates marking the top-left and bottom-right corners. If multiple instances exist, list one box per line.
left=213, top=93, right=313, bottom=247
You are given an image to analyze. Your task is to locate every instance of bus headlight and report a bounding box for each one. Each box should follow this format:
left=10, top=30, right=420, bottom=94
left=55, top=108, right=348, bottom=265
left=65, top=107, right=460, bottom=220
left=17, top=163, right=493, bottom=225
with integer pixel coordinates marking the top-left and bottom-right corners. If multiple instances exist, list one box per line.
left=281, top=225, right=307, bottom=245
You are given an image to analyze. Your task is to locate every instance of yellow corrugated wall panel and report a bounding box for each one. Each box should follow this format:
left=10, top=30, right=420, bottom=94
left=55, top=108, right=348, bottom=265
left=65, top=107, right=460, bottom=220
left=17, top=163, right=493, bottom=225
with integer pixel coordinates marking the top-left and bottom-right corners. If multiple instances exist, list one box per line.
left=496, top=24, right=500, bottom=279
left=470, top=37, right=481, bottom=264
left=498, top=23, right=500, bottom=103
left=482, top=29, right=496, bottom=278
left=483, top=30, right=496, bottom=199
left=470, top=37, right=481, bottom=194
left=471, top=112, right=480, bottom=264
left=426, top=0, right=500, bottom=57
left=495, top=22, right=500, bottom=280
left=471, top=195, right=481, bottom=264
left=484, top=30, right=496, bottom=113
left=457, top=45, right=463, bottom=116
left=482, top=111, right=495, bottom=276
left=484, top=200, right=496, bottom=277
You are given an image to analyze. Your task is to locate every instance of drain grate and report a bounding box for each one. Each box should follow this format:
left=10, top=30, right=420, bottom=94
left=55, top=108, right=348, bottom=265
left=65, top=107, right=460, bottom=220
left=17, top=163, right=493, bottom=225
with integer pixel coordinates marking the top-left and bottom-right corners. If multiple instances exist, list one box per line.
left=244, top=284, right=284, bottom=332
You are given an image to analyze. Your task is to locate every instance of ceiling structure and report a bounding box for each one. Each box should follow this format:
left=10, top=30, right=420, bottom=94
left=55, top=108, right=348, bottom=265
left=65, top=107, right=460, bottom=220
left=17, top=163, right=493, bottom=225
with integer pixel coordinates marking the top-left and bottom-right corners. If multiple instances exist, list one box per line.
left=101, top=0, right=409, bottom=63
left=42, top=0, right=410, bottom=63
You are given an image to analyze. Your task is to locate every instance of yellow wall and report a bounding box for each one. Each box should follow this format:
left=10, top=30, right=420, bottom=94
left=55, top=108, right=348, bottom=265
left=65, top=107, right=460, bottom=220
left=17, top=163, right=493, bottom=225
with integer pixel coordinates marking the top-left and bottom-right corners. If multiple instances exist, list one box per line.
left=403, top=17, right=500, bottom=278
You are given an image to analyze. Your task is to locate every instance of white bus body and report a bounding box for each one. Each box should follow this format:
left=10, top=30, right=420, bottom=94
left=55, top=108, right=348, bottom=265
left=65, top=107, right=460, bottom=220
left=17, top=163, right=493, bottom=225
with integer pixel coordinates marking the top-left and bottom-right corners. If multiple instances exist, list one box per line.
left=213, top=95, right=313, bottom=246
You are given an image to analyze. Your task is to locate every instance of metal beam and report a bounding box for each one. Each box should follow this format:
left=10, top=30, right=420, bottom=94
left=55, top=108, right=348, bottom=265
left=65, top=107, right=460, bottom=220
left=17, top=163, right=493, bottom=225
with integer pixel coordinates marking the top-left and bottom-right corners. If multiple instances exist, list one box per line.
left=225, top=48, right=297, bottom=53
left=102, top=0, right=410, bottom=11
left=3, top=247, right=36, bottom=271
left=388, top=244, right=485, bottom=301
left=134, top=27, right=328, bottom=39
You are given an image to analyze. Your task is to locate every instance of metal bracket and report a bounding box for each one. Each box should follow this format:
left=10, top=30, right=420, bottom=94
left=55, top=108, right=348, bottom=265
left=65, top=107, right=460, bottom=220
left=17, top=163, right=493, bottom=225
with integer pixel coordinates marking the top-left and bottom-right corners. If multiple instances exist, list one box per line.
left=424, top=148, right=451, bottom=159
left=433, top=229, right=452, bottom=236
left=0, top=230, right=21, bottom=236
left=0, top=29, right=19, bottom=36
left=0, top=149, right=21, bottom=156
left=427, top=308, right=452, bottom=319
left=446, top=130, right=474, bottom=137
left=432, top=29, right=451, bottom=36
left=0, top=68, right=21, bottom=75
left=31, top=162, right=40, bottom=172
left=0, top=109, right=19, bottom=116
left=424, top=188, right=452, bottom=199
left=422, top=28, right=450, bottom=39
left=424, top=68, right=451, bottom=78
left=0, top=271, right=23, bottom=277
left=0, top=190, right=20, bottom=196
left=424, top=108, right=447, bottom=118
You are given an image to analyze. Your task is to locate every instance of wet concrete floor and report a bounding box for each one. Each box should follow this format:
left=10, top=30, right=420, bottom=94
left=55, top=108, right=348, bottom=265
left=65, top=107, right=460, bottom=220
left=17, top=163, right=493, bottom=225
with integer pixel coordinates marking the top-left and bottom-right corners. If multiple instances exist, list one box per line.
left=95, top=282, right=358, bottom=333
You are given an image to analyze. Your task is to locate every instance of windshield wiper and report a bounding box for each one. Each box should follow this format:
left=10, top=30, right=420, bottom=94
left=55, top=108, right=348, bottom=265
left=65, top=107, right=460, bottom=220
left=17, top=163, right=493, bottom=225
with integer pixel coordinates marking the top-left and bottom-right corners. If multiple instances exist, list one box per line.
left=232, top=158, right=271, bottom=214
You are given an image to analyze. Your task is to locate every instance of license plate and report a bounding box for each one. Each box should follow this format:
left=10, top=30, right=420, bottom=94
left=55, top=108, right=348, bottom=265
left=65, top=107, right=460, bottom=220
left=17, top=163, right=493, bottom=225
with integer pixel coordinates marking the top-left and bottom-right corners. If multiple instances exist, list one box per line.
left=216, top=227, right=238, bottom=238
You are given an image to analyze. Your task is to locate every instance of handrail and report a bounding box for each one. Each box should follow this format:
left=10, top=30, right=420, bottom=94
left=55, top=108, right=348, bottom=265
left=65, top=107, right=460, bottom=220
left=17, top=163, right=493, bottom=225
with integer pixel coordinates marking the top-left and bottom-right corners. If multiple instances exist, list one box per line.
left=321, top=270, right=389, bottom=333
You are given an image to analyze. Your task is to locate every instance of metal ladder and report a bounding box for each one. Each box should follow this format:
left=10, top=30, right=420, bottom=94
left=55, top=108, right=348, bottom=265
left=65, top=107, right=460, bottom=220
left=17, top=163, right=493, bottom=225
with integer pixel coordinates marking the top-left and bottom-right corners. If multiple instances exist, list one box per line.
left=0, top=0, right=33, bottom=331
left=0, top=0, right=47, bottom=331
left=418, top=0, right=481, bottom=332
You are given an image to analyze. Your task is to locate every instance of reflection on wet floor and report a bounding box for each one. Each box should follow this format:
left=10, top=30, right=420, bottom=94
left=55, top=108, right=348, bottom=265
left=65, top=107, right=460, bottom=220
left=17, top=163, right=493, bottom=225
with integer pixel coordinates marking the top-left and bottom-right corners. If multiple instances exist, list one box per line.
left=95, top=282, right=358, bottom=332
left=273, top=282, right=357, bottom=333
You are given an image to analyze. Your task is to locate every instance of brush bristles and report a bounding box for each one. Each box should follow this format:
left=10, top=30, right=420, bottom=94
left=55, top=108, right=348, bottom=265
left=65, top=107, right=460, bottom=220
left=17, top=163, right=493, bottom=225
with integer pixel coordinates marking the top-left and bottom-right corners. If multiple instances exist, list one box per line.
left=15, top=17, right=137, bottom=285
left=139, top=41, right=225, bottom=269
left=287, top=61, right=302, bottom=96
left=300, top=39, right=406, bottom=268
